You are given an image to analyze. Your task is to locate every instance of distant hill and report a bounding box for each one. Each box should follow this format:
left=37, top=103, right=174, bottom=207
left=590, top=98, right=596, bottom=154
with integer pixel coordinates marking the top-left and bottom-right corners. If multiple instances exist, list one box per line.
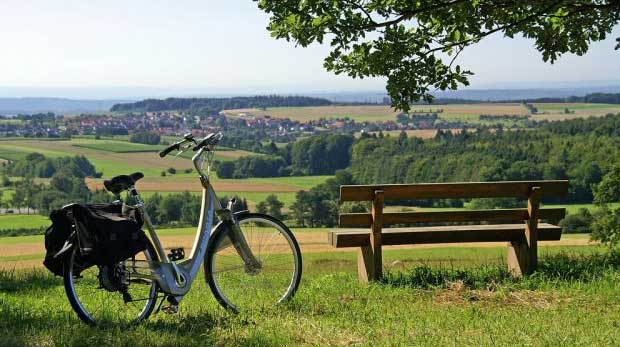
left=110, top=96, right=332, bottom=113
left=514, top=93, right=620, bottom=104
left=0, top=98, right=131, bottom=114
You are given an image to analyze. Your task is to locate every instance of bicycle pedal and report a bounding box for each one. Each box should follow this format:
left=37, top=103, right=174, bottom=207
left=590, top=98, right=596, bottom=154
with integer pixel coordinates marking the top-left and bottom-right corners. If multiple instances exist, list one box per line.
left=162, top=305, right=179, bottom=314
left=167, top=248, right=185, bottom=261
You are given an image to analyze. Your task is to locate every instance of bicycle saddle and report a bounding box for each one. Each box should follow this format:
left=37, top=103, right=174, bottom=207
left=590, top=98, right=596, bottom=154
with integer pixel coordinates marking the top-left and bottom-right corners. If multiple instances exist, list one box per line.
left=103, top=172, right=144, bottom=195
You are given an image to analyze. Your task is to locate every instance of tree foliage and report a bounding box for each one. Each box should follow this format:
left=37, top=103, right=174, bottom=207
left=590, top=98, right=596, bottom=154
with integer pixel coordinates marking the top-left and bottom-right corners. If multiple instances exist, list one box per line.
left=5, top=153, right=98, bottom=178
left=349, top=115, right=620, bottom=203
left=130, top=131, right=161, bottom=145
left=111, top=95, right=331, bottom=114
left=594, top=166, right=620, bottom=205
left=257, top=0, right=620, bottom=111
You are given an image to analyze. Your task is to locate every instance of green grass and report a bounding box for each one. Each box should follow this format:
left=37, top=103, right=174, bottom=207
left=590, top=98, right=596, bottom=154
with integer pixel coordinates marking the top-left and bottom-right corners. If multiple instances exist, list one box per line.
left=140, top=191, right=298, bottom=208
left=72, top=141, right=159, bottom=153
left=0, top=214, right=49, bottom=229
left=215, top=175, right=331, bottom=190
left=542, top=202, right=620, bottom=214
left=0, top=188, right=14, bottom=204
left=534, top=103, right=620, bottom=111
left=2, top=247, right=620, bottom=346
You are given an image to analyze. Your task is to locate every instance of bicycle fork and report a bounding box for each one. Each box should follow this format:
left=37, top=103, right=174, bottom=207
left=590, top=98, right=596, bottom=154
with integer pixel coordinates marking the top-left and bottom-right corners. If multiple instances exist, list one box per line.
left=218, top=200, right=262, bottom=274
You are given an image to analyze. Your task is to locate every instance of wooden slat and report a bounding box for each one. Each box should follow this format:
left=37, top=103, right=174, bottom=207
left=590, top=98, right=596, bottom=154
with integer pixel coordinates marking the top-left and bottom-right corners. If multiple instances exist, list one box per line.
left=340, top=180, right=569, bottom=201
left=328, top=223, right=562, bottom=248
left=524, top=187, right=542, bottom=273
left=339, top=208, right=566, bottom=228
left=369, top=190, right=384, bottom=281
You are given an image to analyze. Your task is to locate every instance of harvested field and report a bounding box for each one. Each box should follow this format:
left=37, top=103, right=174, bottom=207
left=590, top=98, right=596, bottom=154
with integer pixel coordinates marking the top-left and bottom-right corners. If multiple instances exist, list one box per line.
left=224, top=105, right=400, bottom=122
left=223, top=103, right=530, bottom=123
left=532, top=103, right=620, bottom=121
left=421, top=103, right=529, bottom=117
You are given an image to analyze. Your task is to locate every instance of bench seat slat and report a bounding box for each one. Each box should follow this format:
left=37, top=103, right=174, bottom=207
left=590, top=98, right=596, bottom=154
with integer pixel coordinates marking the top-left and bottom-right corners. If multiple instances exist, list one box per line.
left=329, top=223, right=562, bottom=248
left=339, top=208, right=566, bottom=228
left=340, top=180, right=568, bottom=201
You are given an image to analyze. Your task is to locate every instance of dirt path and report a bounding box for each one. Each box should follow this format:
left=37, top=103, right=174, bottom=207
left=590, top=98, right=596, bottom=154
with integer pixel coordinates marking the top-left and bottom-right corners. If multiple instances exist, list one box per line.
left=0, top=232, right=595, bottom=270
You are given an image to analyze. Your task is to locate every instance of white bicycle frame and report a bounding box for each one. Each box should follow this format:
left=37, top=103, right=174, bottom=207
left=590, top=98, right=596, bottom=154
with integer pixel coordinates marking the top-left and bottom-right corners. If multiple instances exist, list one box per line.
left=127, top=144, right=260, bottom=304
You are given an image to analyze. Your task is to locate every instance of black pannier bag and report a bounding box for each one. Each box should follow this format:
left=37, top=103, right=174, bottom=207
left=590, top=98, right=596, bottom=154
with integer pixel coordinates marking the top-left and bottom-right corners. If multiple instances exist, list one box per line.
left=43, top=208, right=75, bottom=276
left=43, top=203, right=148, bottom=276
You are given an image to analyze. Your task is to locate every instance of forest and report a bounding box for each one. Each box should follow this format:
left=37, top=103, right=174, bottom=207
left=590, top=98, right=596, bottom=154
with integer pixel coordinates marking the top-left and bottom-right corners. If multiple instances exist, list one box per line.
left=110, top=95, right=332, bottom=114
left=348, top=125, right=615, bottom=204
left=285, top=113, right=620, bottom=227
left=216, top=134, right=354, bottom=178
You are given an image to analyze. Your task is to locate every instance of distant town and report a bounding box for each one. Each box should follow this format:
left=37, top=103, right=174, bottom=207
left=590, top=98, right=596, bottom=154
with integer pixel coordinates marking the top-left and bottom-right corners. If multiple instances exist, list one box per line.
left=0, top=108, right=529, bottom=139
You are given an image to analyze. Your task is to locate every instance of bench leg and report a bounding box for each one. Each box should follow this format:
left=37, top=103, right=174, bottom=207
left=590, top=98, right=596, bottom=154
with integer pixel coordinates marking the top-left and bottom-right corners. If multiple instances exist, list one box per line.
left=358, top=245, right=375, bottom=283
left=507, top=240, right=533, bottom=276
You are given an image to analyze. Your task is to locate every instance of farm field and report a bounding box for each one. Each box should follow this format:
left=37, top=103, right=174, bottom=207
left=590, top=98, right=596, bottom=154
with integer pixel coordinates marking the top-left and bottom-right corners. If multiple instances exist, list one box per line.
left=0, top=214, right=48, bottom=230
left=0, top=201, right=597, bottom=236
left=223, top=105, right=401, bottom=122
left=224, top=103, right=530, bottom=122
left=0, top=225, right=595, bottom=269
left=1, top=242, right=619, bottom=346
left=0, top=138, right=328, bottom=200
left=223, top=103, right=620, bottom=125
left=531, top=103, right=620, bottom=121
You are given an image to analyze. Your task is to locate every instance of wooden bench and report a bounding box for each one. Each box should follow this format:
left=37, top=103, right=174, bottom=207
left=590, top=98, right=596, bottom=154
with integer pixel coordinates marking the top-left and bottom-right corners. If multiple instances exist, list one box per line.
left=329, top=180, right=569, bottom=282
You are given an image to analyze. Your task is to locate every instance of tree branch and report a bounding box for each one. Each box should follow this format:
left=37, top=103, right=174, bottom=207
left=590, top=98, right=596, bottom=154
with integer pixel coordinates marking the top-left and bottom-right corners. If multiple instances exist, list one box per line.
left=365, top=0, right=471, bottom=29
left=421, top=1, right=565, bottom=58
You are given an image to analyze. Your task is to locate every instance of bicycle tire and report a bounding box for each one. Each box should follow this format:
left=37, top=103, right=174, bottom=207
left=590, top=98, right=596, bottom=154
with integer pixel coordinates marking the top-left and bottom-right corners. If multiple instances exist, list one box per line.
left=204, top=213, right=302, bottom=313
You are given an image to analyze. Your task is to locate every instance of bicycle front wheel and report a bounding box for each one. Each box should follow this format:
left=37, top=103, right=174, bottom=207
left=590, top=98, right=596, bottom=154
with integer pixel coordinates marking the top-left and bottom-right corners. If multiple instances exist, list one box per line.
left=205, top=213, right=302, bottom=313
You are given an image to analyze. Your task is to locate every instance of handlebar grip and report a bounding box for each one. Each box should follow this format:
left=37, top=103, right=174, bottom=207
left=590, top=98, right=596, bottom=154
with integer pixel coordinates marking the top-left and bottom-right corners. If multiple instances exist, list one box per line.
left=159, top=143, right=180, bottom=157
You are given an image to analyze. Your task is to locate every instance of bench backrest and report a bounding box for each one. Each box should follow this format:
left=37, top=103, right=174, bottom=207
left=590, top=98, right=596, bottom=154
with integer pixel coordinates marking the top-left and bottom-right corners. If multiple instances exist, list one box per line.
left=339, top=180, right=569, bottom=228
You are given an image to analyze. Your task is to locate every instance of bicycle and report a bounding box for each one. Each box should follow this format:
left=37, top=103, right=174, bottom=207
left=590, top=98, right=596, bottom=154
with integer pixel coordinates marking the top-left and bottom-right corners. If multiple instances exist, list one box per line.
left=63, top=132, right=303, bottom=326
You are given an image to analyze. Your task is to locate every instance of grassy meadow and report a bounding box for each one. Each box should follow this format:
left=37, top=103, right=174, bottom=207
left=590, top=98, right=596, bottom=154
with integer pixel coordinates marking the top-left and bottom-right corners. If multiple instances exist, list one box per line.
left=1, top=241, right=620, bottom=346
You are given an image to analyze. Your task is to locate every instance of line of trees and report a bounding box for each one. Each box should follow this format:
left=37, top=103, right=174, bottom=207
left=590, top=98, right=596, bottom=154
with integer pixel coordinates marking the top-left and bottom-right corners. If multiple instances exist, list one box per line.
left=5, top=152, right=100, bottom=178
left=216, top=134, right=354, bottom=178
left=130, top=131, right=161, bottom=145
left=110, top=95, right=332, bottom=114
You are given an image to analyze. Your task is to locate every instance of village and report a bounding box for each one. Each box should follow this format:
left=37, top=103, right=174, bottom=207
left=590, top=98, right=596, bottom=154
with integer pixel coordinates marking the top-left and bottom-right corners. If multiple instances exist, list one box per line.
left=0, top=108, right=493, bottom=139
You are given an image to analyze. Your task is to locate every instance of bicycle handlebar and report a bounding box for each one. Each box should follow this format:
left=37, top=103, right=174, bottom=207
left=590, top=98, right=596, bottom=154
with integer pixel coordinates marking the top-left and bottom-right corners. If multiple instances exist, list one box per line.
left=158, top=132, right=223, bottom=158
left=158, top=142, right=181, bottom=158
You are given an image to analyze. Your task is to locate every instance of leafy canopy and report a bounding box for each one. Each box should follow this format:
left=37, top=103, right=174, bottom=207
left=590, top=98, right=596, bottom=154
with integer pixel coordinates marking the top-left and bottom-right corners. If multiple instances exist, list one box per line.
left=256, top=0, right=620, bottom=111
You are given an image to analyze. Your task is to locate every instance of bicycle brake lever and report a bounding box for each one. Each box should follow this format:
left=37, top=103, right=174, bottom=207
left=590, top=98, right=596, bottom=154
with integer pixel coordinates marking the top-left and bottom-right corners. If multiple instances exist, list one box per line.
left=173, top=143, right=194, bottom=158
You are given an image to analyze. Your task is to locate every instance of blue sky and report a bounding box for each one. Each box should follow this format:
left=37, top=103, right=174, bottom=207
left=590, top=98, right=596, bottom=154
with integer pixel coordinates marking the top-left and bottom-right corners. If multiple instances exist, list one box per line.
left=1, top=0, right=619, bottom=95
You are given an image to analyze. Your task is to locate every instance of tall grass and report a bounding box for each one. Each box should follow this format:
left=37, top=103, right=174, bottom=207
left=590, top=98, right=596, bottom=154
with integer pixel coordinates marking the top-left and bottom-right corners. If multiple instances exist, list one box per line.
left=382, top=250, right=620, bottom=290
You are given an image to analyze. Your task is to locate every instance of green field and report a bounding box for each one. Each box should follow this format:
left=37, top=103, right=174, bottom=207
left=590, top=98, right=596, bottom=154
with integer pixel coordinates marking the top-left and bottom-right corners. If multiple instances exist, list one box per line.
left=72, top=141, right=160, bottom=153
left=137, top=191, right=298, bottom=209
left=0, top=214, right=49, bottom=229
left=0, top=138, right=271, bottom=178
left=1, top=243, right=619, bottom=346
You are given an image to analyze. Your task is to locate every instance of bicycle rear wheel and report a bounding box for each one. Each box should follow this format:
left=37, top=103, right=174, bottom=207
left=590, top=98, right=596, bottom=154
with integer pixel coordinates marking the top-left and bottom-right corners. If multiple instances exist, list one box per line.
left=205, top=213, right=302, bottom=313
left=63, top=242, right=159, bottom=326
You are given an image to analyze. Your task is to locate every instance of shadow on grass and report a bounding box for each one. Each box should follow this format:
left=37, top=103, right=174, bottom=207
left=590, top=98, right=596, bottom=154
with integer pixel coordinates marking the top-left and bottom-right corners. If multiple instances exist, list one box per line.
left=381, top=250, right=620, bottom=290
left=0, top=268, right=60, bottom=292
